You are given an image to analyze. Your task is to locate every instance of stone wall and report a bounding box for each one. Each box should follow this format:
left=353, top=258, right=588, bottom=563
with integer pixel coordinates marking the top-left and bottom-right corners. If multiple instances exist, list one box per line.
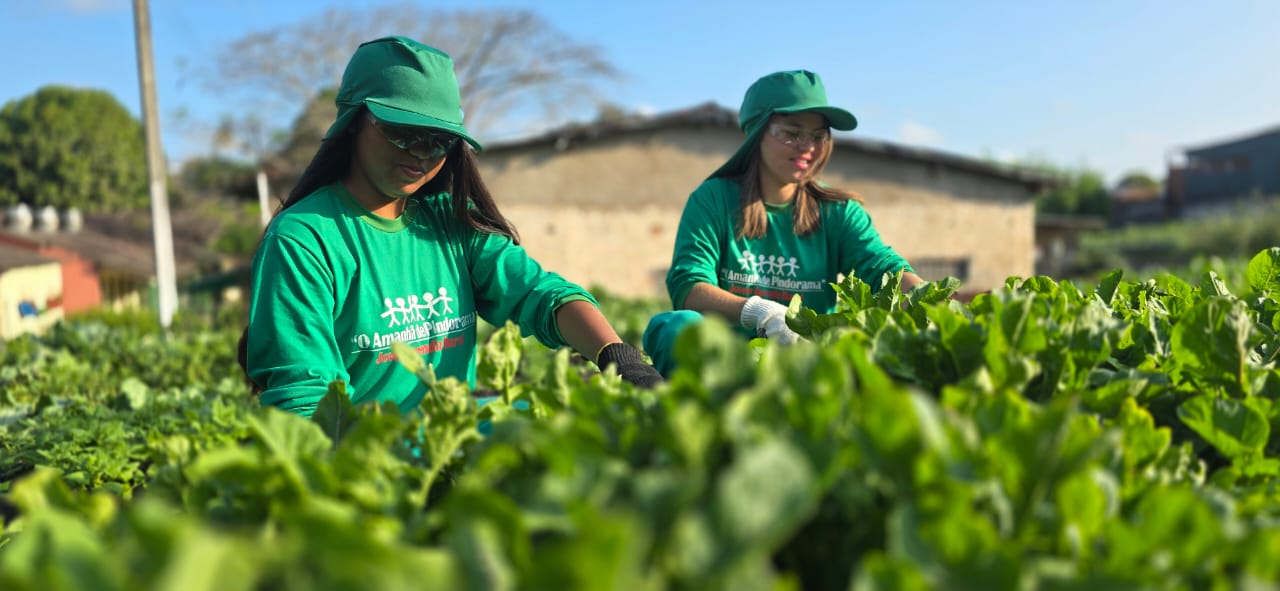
left=822, top=152, right=1036, bottom=290
left=499, top=204, right=681, bottom=300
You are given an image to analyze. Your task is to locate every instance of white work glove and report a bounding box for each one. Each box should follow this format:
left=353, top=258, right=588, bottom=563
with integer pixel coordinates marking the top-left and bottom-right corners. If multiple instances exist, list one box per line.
left=739, top=296, right=801, bottom=345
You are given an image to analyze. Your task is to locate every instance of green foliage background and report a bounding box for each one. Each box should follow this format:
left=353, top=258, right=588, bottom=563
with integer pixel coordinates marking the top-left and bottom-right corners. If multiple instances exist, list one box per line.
left=1078, top=199, right=1280, bottom=276
left=0, top=86, right=148, bottom=212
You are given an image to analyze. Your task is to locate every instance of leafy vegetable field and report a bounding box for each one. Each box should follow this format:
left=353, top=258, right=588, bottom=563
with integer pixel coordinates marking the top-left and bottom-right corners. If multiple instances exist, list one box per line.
left=3, top=249, right=1280, bottom=591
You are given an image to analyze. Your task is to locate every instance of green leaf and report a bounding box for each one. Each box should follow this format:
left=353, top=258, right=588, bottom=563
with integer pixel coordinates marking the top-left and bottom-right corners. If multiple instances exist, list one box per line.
left=1151, top=273, right=1197, bottom=318
left=119, top=377, right=149, bottom=410
left=785, top=294, right=813, bottom=337
left=908, top=277, right=962, bottom=306
left=0, top=509, right=117, bottom=588
left=905, top=278, right=962, bottom=327
left=873, top=269, right=905, bottom=311
left=445, top=492, right=523, bottom=591
left=1112, top=486, right=1222, bottom=572
left=1177, top=395, right=1269, bottom=460
left=1095, top=269, right=1122, bottom=305
left=312, top=381, right=358, bottom=445
left=250, top=410, right=332, bottom=460
left=1199, top=269, right=1233, bottom=298
left=851, top=554, right=931, bottom=591
left=521, top=508, right=653, bottom=591
left=392, top=340, right=433, bottom=384
left=478, top=322, right=523, bottom=396
left=714, top=438, right=816, bottom=551
left=927, top=304, right=984, bottom=380
left=150, top=528, right=259, bottom=591
left=1246, top=247, right=1280, bottom=295
left=871, top=325, right=926, bottom=383
left=1055, top=469, right=1114, bottom=553
left=1001, top=296, right=1047, bottom=353
left=1170, top=297, right=1257, bottom=396
left=671, top=318, right=758, bottom=401
left=834, top=274, right=874, bottom=312
left=1114, top=397, right=1171, bottom=469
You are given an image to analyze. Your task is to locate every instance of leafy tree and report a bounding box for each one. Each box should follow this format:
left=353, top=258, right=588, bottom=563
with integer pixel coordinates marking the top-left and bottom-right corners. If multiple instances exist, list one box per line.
left=259, top=89, right=339, bottom=191
left=1116, top=170, right=1161, bottom=191
left=211, top=214, right=264, bottom=257
left=1003, top=158, right=1110, bottom=218
left=1038, top=169, right=1109, bottom=217
left=177, top=157, right=260, bottom=201
left=0, top=86, right=149, bottom=212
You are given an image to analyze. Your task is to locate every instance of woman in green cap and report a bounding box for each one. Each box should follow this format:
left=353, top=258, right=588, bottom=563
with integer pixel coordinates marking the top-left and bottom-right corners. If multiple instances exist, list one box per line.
left=239, top=36, right=661, bottom=418
left=643, top=70, right=923, bottom=376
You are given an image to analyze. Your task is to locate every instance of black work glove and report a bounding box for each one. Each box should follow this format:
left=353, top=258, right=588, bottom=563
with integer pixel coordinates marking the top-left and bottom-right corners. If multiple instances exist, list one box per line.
left=596, top=342, right=664, bottom=389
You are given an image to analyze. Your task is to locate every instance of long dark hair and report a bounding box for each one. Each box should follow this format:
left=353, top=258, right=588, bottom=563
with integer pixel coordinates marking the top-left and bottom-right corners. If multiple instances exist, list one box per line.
left=735, top=117, right=861, bottom=240
left=238, top=108, right=519, bottom=388
left=279, top=108, right=519, bottom=240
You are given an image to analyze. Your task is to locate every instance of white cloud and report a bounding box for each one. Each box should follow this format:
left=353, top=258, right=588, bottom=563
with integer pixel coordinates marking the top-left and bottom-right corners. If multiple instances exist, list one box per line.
left=898, top=120, right=943, bottom=147
left=633, top=104, right=657, bottom=117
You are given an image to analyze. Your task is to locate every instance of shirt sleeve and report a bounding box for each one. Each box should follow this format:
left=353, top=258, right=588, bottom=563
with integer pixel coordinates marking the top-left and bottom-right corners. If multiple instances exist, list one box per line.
left=465, top=228, right=597, bottom=349
left=835, top=201, right=914, bottom=290
left=666, top=182, right=729, bottom=309
left=246, top=232, right=349, bottom=418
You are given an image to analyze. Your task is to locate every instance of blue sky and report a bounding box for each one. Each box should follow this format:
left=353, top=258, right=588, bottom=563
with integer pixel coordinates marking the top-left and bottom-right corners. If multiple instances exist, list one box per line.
left=4, top=0, right=1278, bottom=184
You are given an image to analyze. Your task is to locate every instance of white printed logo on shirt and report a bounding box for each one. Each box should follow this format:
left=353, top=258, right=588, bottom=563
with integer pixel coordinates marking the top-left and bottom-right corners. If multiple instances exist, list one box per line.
left=724, top=249, right=824, bottom=294
left=379, top=287, right=455, bottom=326
left=737, top=250, right=801, bottom=276
left=727, top=248, right=824, bottom=289
left=350, top=285, right=476, bottom=361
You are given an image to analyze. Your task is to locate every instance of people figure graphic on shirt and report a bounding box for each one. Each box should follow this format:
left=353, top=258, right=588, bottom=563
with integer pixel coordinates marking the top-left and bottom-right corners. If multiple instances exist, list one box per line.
left=381, top=297, right=403, bottom=327
left=782, top=256, right=799, bottom=277
left=436, top=287, right=454, bottom=315
left=420, top=291, right=438, bottom=318
left=406, top=294, right=426, bottom=322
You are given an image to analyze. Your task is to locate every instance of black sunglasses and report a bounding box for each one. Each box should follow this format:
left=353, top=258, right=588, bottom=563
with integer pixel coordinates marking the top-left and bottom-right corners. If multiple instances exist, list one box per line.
left=366, top=113, right=460, bottom=158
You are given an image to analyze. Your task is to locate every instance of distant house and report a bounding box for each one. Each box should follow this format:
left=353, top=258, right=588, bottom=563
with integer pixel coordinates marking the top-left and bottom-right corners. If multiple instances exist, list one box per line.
left=1109, top=182, right=1167, bottom=226
left=0, top=205, right=206, bottom=315
left=0, top=243, right=63, bottom=338
left=1167, top=124, right=1280, bottom=217
left=1034, top=214, right=1107, bottom=277
left=475, top=103, right=1052, bottom=299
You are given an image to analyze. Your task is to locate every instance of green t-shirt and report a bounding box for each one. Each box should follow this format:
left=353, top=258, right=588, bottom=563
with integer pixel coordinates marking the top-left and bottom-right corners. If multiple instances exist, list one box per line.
left=246, top=183, right=594, bottom=417
left=666, top=177, right=912, bottom=314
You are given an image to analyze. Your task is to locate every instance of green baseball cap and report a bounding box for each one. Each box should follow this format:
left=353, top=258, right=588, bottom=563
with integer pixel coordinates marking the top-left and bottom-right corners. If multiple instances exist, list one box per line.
left=709, top=70, right=857, bottom=179
left=326, top=36, right=482, bottom=152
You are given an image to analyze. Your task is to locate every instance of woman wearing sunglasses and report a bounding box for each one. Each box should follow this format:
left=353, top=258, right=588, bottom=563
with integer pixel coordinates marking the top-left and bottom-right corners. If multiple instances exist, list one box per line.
left=240, top=36, right=661, bottom=418
left=643, top=70, right=923, bottom=377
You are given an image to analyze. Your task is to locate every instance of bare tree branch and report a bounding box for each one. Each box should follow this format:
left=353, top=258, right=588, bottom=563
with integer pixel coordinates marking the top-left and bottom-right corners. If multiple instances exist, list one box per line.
left=192, top=4, right=622, bottom=159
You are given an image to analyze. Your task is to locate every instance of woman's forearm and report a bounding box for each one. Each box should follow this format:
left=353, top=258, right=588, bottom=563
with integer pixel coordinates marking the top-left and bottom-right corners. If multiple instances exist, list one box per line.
left=900, top=271, right=926, bottom=292
left=554, top=300, right=622, bottom=361
left=682, top=282, right=749, bottom=325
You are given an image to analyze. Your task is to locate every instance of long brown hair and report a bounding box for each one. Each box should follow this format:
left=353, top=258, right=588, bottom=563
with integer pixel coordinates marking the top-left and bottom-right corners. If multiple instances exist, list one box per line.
left=735, top=119, right=862, bottom=240
left=238, top=108, right=520, bottom=386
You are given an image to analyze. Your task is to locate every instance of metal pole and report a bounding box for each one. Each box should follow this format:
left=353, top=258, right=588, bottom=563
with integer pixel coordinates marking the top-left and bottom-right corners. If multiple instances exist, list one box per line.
left=132, top=0, right=179, bottom=328
left=256, top=170, right=271, bottom=228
